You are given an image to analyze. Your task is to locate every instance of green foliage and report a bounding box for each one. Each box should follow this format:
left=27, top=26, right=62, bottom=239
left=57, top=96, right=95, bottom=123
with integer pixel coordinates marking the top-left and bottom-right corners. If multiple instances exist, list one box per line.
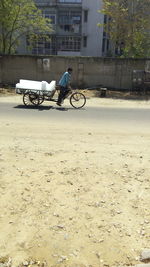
left=0, top=0, right=53, bottom=54
left=99, top=0, right=150, bottom=58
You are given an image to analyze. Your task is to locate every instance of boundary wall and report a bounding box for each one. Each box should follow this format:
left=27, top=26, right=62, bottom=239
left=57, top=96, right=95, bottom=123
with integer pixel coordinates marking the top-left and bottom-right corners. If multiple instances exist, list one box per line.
left=0, top=55, right=149, bottom=89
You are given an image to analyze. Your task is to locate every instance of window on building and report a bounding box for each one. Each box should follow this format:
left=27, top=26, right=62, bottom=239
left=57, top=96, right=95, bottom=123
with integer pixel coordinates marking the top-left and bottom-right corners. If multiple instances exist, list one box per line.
left=102, top=14, right=110, bottom=55
left=57, top=36, right=81, bottom=51
left=83, top=36, right=87, bottom=47
left=104, top=14, right=107, bottom=24
left=102, top=37, right=110, bottom=55
left=27, top=35, right=57, bottom=55
left=107, top=39, right=109, bottom=51
left=43, top=10, right=56, bottom=24
left=58, top=11, right=81, bottom=33
left=103, top=31, right=106, bottom=38
left=59, top=11, right=81, bottom=24
left=84, top=10, right=88, bottom=23
left=102, top=38, right=105, bottom=53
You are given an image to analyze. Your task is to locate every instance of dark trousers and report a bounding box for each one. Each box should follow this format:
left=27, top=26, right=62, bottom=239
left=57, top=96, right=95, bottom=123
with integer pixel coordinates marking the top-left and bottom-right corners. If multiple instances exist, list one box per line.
left=57, top=86, right=70, bottom=104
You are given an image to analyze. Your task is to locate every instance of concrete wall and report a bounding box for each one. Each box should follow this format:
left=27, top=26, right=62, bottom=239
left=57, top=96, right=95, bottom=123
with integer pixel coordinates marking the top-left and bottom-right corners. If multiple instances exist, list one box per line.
left=0, top=55, right=149, bottom=89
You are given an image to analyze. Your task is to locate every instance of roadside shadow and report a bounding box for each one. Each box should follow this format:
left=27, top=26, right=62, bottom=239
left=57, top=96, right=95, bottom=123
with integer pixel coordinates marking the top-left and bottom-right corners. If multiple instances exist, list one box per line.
left=55, top=107, right=73, bottom=111
left=13, top=104, right=77, bottom=112
left=14, top=105, right=53, bottom=111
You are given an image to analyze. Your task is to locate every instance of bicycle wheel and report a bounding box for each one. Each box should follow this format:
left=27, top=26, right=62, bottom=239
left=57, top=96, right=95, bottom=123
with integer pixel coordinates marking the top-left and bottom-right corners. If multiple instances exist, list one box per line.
left=23, top=93, right=32, bottom=106
left=29, top=93, right=44, bottom=106
left=70, top=92, right=86, bottom=109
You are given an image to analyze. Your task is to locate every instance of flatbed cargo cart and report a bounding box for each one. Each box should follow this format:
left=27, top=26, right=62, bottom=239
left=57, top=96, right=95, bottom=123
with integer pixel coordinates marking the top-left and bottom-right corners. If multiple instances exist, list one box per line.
left=16, top=79, right=86, bottom=109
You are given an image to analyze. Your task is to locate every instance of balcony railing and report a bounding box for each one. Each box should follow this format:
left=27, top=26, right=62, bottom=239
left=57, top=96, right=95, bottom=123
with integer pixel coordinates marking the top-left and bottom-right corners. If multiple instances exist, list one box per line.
left=35, top=0, right=57, bottom=6
left=57, top=0, right=82, bottom=3
left=35, top=0, right=82, bottom=5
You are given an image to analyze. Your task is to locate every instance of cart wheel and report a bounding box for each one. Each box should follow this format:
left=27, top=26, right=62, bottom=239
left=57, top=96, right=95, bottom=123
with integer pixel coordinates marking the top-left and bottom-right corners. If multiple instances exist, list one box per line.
left=70, top=92, right=86, bottom=109
left=23, top=93, right=32, bottom=106
left=39, top=96, right=44, bottom=105
left=29, top=94, right=44, bottom=106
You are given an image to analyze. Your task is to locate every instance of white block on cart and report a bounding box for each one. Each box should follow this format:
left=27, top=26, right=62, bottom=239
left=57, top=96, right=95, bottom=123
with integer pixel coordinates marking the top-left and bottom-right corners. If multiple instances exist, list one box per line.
left=16, top=79, right=56, bottom=92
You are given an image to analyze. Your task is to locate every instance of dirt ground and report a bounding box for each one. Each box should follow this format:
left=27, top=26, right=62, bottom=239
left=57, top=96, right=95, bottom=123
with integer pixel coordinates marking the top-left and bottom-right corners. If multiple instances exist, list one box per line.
left=0, top=90, right=150, bottom=267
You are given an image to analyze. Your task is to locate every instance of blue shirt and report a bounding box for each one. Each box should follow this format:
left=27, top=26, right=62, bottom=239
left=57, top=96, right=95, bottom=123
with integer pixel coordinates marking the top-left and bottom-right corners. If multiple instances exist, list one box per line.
left=59, top=71, right=71, bottom=87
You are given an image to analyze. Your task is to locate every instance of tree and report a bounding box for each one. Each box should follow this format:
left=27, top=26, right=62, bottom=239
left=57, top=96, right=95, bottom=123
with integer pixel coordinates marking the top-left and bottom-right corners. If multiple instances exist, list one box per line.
left=0, top=0, right=53, bottom=54
left=99, top=0, right=150, bottom=58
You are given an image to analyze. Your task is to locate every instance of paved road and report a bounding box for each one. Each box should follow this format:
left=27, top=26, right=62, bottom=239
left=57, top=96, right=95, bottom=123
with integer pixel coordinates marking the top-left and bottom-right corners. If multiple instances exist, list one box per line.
left=0, top=101, right=150, bottom=130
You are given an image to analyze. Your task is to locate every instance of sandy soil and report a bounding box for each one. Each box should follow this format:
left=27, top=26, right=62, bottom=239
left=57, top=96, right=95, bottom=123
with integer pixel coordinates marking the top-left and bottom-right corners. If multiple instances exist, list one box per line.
left=0, top=92, right=150, bottom=267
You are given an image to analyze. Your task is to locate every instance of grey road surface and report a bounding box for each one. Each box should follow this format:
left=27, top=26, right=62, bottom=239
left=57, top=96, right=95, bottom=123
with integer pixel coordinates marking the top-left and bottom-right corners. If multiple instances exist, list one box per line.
left=0, top=101, right=150, bottom=131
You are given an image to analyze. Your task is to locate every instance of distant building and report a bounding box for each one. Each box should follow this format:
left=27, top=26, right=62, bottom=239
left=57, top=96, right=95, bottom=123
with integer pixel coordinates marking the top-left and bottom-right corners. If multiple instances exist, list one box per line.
left=18, top=0, right=108, bottom=57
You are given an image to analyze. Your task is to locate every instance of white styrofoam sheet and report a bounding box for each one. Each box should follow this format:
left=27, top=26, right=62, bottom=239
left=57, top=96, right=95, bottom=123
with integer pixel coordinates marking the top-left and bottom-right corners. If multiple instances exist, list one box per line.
left=16, top=79, right=56, bottom=92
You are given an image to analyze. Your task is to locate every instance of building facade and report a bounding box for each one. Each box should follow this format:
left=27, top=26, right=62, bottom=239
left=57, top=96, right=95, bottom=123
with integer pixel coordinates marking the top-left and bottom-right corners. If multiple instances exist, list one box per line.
left=18, top=0, right=106, bottom=57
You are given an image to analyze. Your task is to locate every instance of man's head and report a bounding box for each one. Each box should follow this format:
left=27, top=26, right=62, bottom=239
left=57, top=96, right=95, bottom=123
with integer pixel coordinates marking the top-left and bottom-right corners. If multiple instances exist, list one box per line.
left=68, top=68, right=73, bottom=74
